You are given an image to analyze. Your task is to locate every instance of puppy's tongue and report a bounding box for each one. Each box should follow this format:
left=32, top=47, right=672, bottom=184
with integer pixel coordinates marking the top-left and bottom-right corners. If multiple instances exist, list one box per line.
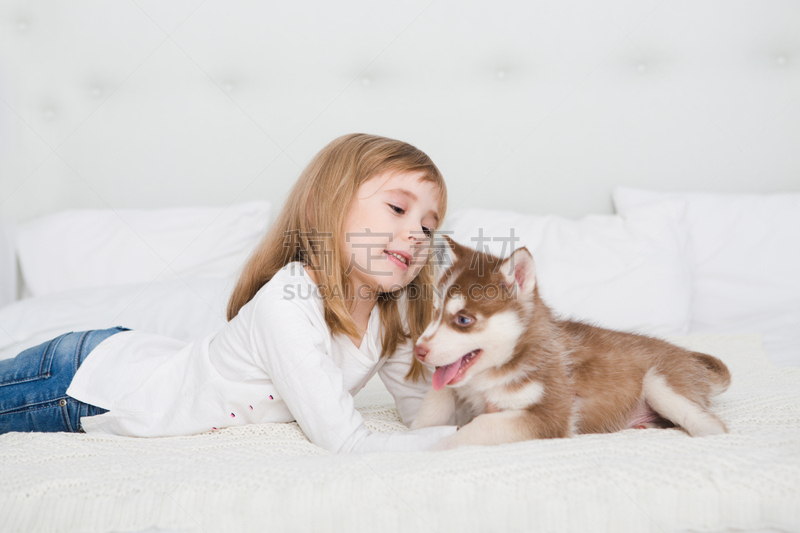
left=432, top=359, right=462, bottom=391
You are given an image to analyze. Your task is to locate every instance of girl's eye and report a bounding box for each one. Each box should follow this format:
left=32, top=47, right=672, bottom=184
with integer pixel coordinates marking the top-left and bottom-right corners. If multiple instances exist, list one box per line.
left=389, top=204, right=433, bottom=238
left=456, top=315, right=473, bottom=326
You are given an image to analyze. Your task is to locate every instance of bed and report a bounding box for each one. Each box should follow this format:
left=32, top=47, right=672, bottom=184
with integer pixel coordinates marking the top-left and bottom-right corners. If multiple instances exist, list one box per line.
left=0, top=334, right=798, bottom=533
left=1, top=194, right=799, bottom=533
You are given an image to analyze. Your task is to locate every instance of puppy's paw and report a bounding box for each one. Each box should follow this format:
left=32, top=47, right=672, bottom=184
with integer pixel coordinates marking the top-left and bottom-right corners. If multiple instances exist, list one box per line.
left=409, top=418, right=426, bottom=430
left=410, top=410, right=452, bottom=430
left=693, top=417, right=727, bottom=436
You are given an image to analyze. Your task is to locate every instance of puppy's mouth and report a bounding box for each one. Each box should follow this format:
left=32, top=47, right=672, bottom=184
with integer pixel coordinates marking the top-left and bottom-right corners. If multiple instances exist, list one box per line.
left=432, top=349, right=482, bottom=390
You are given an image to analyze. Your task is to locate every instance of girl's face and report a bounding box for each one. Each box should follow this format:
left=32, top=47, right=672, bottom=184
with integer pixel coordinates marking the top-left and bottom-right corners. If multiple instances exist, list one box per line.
left=342, top=170, right=441, bottom=297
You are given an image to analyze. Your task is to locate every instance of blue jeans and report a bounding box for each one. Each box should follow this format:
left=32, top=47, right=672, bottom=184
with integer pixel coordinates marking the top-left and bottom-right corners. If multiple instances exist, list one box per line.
left=0, top=327, right=129, bottom=434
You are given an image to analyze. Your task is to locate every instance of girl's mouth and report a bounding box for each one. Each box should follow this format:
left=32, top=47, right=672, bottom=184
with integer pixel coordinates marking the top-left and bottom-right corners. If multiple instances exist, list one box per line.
left=384, top=250, right=409, bottom=270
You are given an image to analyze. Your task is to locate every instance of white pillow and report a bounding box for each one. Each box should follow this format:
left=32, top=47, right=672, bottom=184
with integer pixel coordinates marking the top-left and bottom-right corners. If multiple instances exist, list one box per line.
left=613, top=187, right=800, bottom=367
left=442, top=200, right=692, bottom=337
left=17, top=202, right=270, bottom=296
left=0, top=277, right=233, bottom=361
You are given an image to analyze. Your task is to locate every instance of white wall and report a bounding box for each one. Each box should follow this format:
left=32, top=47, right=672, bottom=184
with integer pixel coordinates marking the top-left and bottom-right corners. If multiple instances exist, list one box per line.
left=1, top=0, right=798, bottom=223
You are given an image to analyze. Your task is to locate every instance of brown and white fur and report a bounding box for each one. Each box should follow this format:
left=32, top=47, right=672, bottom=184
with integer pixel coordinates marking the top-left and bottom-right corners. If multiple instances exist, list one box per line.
left=412, top=236, right=731, bottom=451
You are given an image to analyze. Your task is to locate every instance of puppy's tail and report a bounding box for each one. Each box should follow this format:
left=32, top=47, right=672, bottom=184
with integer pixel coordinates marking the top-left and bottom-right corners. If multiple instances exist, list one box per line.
left=691, top=352, right=732, bottom=396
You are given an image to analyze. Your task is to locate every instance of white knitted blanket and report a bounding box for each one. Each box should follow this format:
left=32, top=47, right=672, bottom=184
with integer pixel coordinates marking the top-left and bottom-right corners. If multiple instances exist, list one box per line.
left=1, top=334, right=798, bottom=533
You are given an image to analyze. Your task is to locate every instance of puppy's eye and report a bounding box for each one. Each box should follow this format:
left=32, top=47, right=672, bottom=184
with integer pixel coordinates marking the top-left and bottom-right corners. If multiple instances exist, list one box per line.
left=422, top=226, right=432, bottom=237
left=456, top=315, right=473, bottom=326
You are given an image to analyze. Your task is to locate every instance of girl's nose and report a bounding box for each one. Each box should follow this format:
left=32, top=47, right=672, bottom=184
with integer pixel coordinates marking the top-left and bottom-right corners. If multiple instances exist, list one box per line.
left=406, top=228, right=427, bottom=243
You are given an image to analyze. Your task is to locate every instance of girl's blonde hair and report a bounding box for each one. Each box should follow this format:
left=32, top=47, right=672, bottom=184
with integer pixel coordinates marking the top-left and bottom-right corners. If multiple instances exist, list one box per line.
left=227, top=133, right=447, bottom=382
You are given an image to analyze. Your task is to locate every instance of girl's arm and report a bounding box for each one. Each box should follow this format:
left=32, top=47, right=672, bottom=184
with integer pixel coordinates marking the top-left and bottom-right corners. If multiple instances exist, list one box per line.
left=378, top=337, right=435, bottom=427
left=250, top=296, right=457, bottom=454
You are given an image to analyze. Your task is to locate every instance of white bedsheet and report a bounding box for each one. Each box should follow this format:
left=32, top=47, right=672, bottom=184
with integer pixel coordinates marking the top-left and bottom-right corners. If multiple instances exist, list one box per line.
left=1, top=334, right=798, bottom=533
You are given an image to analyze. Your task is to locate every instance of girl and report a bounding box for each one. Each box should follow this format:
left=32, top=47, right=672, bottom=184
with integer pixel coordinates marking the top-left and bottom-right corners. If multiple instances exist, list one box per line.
left=0, top=133, right=459, bottom=453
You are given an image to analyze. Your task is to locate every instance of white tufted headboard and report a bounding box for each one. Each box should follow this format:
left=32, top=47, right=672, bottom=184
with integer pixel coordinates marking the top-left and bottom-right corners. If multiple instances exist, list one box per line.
left=0, top=0, right=798, bottom=224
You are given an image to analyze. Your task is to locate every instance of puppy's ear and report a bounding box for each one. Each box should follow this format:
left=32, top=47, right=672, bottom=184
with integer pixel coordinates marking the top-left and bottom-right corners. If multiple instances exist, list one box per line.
left=428, top=234, right=464, bottom=286
left=440, top=234, right=474, bottom=263
left=432, top=234, right=464, bottom=273
left=500, top=247, right=536, bottom=299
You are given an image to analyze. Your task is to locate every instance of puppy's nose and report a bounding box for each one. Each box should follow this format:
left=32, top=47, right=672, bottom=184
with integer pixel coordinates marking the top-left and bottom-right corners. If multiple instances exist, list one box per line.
left=414, top=344, right=429, bottom=361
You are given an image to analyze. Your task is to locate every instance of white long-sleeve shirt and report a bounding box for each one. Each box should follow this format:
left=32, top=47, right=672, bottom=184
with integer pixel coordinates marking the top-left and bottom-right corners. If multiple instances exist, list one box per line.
left=66, top=262, right=457, bottom=453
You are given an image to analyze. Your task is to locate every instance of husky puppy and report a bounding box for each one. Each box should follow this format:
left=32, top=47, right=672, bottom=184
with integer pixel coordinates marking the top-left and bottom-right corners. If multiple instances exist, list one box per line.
left=412, top=236, right=731, bottom=450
